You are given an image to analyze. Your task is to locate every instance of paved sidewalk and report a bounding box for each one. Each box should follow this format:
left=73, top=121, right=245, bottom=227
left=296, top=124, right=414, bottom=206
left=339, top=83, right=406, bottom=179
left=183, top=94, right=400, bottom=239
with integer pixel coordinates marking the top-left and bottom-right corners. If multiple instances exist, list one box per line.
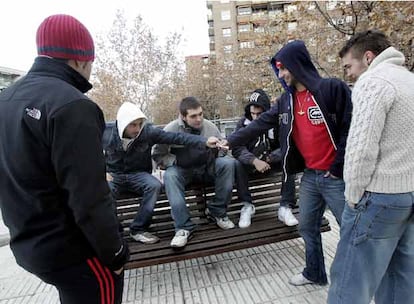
left=0, top=212, right=341, bottom=304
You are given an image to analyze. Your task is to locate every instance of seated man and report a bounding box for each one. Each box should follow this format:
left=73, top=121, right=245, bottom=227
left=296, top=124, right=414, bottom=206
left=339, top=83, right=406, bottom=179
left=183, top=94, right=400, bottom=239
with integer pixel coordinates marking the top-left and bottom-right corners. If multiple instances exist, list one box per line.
left=103, top=102, right=218, bottom=244
left=152, top=97, right=236, bottom=248
left=233, top=89, right=298, bottom=228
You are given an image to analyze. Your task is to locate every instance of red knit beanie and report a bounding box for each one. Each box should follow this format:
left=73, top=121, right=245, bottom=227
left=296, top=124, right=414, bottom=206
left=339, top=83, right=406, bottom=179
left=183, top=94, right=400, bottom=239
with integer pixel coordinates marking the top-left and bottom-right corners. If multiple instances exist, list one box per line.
left=36, top=14, right=95, bottom=61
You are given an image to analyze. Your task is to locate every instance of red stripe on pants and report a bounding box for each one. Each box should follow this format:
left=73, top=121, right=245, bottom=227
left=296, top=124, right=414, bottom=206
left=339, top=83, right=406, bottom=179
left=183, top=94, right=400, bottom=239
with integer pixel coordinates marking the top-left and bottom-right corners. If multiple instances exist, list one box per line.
left=86, top=259, right=106, bottom=304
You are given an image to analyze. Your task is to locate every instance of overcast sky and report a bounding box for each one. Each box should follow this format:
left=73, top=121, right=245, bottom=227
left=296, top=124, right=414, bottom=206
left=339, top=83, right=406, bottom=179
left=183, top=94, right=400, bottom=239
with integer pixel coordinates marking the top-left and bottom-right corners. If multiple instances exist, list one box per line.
left=1, top=0, right=210, bottom=71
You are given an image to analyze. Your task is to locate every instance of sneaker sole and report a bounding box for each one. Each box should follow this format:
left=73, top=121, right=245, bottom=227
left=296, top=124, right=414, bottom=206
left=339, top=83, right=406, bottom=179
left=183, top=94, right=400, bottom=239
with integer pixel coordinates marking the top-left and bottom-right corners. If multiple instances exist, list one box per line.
left=130, top=234, right=160, bottom=244
left=278, top=215, right=298, bottom=227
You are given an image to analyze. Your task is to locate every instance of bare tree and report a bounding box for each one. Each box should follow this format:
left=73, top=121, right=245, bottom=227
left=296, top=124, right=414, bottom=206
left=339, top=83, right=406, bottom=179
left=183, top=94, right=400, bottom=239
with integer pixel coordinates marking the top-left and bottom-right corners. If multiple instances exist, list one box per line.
left=89, top=10, right=185, bottom=120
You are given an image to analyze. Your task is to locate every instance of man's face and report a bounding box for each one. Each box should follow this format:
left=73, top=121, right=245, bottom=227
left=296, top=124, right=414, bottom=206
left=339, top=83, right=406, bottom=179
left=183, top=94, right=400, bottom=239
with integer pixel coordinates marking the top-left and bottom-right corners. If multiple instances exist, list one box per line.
left=79, top=61, right=93, bottom=80
left=250, top=105, right=263, bottom=120
left=183, top=107, right=203, bottom=129
left=278, top=66, right=297, bottom=87
left=124, top=118, right=144, bottom=138
left=342, top=51, right=368, bottom=82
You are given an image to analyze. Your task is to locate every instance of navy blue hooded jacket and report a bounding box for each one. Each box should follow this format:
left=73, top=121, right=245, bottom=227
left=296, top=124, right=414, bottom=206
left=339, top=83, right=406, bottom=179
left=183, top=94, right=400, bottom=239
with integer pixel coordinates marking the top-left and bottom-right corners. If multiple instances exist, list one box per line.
left=228, top=40, right=352, bottom=179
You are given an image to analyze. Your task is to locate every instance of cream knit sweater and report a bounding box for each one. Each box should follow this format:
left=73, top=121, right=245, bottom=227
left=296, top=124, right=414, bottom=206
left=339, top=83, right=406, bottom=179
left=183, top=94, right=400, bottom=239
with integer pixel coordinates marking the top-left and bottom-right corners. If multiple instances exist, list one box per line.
left=344, top=47, right=414, bottom=204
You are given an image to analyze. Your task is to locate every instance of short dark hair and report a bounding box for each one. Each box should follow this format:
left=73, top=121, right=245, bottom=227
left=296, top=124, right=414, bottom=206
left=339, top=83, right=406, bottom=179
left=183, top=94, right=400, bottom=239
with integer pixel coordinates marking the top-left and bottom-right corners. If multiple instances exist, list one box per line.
left=179, top=96, right=202, bottom=116
left=339, top=29, right=391, bottom=59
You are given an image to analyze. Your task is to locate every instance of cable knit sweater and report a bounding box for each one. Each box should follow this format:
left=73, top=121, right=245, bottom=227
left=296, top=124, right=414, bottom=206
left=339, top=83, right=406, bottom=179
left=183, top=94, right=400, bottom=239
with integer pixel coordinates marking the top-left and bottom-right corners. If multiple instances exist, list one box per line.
left=344, top=47, right=414, bottom=204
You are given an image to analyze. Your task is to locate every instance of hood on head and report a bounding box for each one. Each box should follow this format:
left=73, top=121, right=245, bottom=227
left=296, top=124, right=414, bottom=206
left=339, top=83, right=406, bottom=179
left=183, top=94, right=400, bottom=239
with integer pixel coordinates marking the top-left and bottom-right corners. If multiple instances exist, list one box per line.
left=116, top=102, right=147, bottom=139
left=244, top=89, right=270, bottom=120
left=270, top=40, right=321, bottom=93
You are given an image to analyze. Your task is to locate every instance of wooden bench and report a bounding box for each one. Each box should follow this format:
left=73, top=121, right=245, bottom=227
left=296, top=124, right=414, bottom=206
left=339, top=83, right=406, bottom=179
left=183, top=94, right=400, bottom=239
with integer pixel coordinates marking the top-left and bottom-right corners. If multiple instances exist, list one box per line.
left=115, top=172, right=331, bottom=269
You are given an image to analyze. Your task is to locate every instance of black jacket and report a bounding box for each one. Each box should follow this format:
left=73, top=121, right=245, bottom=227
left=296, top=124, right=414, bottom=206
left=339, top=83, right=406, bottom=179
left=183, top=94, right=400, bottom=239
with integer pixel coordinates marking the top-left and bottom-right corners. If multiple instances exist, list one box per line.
left=231, top=90, right=279, bottom=165
left=103, top=121, right=207, bottom=174
left=0, top=57, right=128, bottom=273
left=228, top=41, right=352, bottom=179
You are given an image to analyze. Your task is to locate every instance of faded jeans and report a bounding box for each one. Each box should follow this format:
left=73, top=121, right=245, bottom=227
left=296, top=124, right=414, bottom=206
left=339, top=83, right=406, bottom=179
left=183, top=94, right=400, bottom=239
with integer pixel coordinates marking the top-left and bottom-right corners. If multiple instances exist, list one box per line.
left=163, top=157, right=235, bottom=232
left=328, top=192, right=414, bottom=304
left=298, top=169, right=345, bottom=284
left=109, top=171, right=162, bottom=233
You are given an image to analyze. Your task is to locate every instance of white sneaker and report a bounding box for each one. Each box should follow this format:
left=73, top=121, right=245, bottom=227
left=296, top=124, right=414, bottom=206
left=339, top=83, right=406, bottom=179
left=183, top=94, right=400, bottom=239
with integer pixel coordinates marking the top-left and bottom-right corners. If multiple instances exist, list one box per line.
left=170, top=229, right=191, bottom=248
left=130, top=231, right=160, bottom=244
left=278, top=206, right=299, bottom=226
left=216, top=216, right=235, bottom=230
left=238, top=204, right=255, bottom=228
left=205, top=208, right=235, bottom=230
left=289, top=273, right=315, bottom=286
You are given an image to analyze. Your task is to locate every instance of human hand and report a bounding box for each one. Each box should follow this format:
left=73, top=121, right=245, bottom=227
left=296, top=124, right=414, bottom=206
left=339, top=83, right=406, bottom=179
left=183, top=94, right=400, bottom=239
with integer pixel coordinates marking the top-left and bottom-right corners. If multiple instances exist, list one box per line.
left=216, top=139, right=229, bottom=151
left=253, top=158, right=271, bottom=173
left=106, top=173, right=113, bottom=182
left=114, top=267, right=123, bottom=275
left=206, top=136, right=220, bottom=148
left=324, top=171, right=338, bottom=179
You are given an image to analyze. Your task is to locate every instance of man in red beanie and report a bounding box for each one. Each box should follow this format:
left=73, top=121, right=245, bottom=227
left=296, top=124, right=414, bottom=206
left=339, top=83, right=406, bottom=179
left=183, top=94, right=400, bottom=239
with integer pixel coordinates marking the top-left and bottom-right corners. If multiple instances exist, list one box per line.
left=0, top=14, right=128, bottom=304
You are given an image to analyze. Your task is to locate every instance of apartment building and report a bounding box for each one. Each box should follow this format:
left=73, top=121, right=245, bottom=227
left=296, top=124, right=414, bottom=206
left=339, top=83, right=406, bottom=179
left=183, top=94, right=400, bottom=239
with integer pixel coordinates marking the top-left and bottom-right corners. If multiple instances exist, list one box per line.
left=205, top=1, right=360, bottom=76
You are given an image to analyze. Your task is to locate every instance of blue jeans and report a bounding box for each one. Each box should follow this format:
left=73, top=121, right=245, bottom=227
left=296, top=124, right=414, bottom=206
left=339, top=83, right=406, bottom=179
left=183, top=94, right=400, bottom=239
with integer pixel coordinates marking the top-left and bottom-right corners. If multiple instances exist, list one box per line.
left=298, top=169, right=345, bottom=284
left=109, top=172, right=162, bottom=233
left=234, top=160, right=296, bottom=208
left=163, top=157, right=235, bottom=232
left=328, top=192, right=414, bottom=304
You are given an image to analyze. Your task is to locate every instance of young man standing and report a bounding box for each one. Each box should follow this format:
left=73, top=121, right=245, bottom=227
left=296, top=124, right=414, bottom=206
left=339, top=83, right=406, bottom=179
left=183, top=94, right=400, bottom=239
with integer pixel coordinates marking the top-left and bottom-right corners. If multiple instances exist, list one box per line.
left=226, top=40, right=352, bottom=286
left=232, top=89, right=298, bottom=228
left=103, top=102, right=219, bottom=244
left=328, top=30, right=414, bottom=304
left=0, top=15, right=129, bottom=303
left=153, top=97, right=236, bottom=248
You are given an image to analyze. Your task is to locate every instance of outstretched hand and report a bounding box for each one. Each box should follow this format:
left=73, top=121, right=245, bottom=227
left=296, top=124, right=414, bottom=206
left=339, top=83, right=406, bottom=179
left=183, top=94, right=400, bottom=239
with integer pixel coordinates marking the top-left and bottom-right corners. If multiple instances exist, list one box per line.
left=206, top=136, right=220, bottom=148
left=216, top=139, right=229, bottom=151
left=253, top=158, right=271, bottom=173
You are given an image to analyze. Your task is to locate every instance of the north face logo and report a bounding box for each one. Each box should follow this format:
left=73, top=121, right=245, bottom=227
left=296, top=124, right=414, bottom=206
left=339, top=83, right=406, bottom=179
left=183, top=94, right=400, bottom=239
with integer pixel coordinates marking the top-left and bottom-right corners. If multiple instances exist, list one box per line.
left=25, top=107, right=41, bottom=120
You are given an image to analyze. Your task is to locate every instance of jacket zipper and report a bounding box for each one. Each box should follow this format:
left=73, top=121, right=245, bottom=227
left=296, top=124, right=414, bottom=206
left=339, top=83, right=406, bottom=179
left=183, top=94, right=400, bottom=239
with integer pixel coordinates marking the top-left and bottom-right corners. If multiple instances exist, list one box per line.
left=283, top=93, right=294, bottom=182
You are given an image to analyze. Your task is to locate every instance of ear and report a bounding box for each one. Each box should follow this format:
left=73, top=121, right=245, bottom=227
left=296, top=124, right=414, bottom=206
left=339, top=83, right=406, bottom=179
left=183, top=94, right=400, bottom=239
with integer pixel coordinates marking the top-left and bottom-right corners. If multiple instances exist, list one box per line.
left=365, top=50, right=376, bottom=65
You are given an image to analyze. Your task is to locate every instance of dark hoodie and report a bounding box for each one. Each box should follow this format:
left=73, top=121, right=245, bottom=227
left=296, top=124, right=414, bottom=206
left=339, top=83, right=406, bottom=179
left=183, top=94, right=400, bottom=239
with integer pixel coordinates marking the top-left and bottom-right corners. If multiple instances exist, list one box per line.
left=232, top=89, right=279, bottom=165
left=228, top=40, right=352, bottom=179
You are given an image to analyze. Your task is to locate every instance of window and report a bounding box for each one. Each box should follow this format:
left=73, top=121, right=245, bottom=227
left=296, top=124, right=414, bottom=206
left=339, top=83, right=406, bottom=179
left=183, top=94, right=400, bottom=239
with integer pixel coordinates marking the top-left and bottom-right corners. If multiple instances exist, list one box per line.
left=238, top=24, right=251, bottom=33
left=269, top=2, right=284, bottom=15
left=223, top=45, right=232, bottom=53
left=287, top=21, right=297, bottom=31
left=346, top=15, right=353, bottom=23
left=224, top=60, right=233, bottom=67
left=222, top=28, right=231, bottom=37
left=254, top=24, right=265, bottom=33
left=221, top=10, right=231, bottom=21
left=240, top=41, right=255, bottom=49
left=238, top=6, right=252, bottom=15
